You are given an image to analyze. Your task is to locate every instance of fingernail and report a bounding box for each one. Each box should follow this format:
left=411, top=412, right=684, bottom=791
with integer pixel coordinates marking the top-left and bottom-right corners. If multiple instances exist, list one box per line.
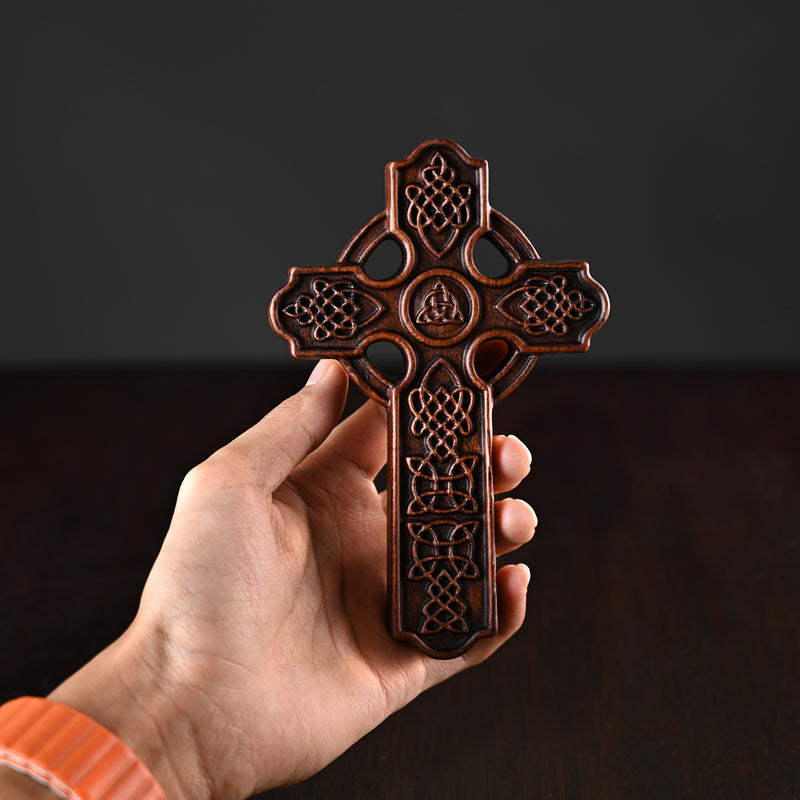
left=517, top=563, right=531, bottom=587
left=306, top=360, right=331, bottom=386
left=508, top=434, right=532, bottom=466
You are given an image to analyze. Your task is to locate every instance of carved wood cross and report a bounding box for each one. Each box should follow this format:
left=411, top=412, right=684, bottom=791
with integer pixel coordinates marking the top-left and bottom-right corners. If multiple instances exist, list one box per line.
left=270, top=139, right=609, bottom=658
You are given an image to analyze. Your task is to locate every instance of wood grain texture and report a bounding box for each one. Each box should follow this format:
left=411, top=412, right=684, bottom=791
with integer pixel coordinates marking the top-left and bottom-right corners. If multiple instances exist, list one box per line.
left=0, top=368, right=798, bottom=798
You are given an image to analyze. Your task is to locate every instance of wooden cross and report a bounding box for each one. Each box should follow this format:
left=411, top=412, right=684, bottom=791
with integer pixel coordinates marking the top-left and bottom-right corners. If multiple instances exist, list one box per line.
left=270, top=139, right=609, bottom=658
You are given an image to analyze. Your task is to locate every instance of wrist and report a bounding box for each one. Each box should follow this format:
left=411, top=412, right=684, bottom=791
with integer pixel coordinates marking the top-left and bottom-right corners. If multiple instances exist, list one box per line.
left=0, top=764, right=55, bottom=799
left=47, top=625, right=213, bottom=800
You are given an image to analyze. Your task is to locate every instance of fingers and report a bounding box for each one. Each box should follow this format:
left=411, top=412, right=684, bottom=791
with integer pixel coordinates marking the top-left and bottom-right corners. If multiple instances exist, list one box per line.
left=492, top=434, right=532, bottom=493
left=311, top=397, right=388, bottom=480
left=223, top=360, right=350, bottom=493
left=496, top=562, right=531, bottom=640
left=491, top=434, right=536, bottom=553
left=495, top=497, right=537, bottom=555
left=461, top=563, right=531, bottom=668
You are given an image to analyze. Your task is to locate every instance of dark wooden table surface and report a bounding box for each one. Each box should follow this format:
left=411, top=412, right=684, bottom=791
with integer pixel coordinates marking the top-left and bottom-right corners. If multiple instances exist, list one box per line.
left=1, top=368, right=798, bottom=799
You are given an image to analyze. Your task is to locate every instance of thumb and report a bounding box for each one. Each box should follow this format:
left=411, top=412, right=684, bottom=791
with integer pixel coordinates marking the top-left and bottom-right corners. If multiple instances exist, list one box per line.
left=227, top=359, right=349, bottom=492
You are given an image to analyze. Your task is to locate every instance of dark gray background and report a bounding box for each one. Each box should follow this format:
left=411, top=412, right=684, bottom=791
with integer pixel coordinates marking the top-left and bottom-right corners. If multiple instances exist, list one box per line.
left=2, top=1, right=797, bottom=368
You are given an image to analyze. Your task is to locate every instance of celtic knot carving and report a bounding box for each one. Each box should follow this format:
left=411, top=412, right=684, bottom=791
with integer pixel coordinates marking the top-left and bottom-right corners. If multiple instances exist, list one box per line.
left=497, top=275, right=596, bottom=337
left=416, top=280, right=464, bottom=325
left=407, top=520, right=479, bottom=634
left=405, top=152, right=472, bottom=257
left=405, top=359, right=481, bottom=636
left=409, top=360, right=474, bottom=464
left=282, top=279, right=382, bottom=342
left=422, top=571, right=467, bottom=634
left=406, top=454, right=479, bottom=514
left=409, top=384, right=473, bottom=459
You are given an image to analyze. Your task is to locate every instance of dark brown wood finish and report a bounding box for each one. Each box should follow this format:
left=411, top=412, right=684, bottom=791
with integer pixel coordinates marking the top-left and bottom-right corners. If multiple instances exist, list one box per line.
left=1, top=368, right=798, bottom=798
left=270, top=140, right=609, bottom=657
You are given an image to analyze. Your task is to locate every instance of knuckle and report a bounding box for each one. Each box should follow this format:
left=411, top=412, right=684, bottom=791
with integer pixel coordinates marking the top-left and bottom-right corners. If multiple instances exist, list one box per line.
left=179, top=461, right=214, bottom=497
left=179, top=450, right=252, bottom=498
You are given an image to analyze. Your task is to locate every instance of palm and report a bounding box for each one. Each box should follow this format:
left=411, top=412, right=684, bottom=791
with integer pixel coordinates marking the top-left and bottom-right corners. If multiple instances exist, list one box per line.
left=260, top=437, right=431, bottom=773
left=138, top=364, right=533, bottom=795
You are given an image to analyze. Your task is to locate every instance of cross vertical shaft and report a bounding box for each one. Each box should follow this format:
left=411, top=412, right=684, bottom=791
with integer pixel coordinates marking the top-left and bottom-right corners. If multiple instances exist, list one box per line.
left=390, top=358, right=495, bottom=655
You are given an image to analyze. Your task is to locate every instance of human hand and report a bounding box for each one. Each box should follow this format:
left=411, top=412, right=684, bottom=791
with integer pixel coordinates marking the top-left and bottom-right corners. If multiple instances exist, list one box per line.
left=47, top=360, right=536, bottom=799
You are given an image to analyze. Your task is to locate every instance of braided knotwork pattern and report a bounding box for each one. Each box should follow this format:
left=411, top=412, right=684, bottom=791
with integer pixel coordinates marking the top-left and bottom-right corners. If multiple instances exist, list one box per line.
left=406, top=454, right=479, bottom=514
left=517, top=275, right=596, bottom=337
left=405, top=152, right=471, bottom=255
left=407, top=521, right=479, bottom=634
left=409, top=384, right=474, bottom=460
left=283, top=279, right=379, bottom=342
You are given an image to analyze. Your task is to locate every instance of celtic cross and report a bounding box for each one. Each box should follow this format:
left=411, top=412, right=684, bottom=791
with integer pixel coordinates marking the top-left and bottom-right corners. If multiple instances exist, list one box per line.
left=270, top=139, right=609, bottom=658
